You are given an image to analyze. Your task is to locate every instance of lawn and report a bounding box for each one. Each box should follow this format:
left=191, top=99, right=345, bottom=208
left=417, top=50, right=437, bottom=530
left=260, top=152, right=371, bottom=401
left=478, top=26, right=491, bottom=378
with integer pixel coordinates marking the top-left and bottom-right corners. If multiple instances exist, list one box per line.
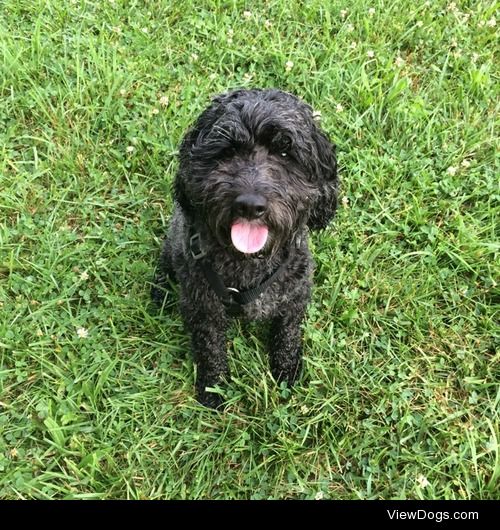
left=0, top=0, right=498, bottom=499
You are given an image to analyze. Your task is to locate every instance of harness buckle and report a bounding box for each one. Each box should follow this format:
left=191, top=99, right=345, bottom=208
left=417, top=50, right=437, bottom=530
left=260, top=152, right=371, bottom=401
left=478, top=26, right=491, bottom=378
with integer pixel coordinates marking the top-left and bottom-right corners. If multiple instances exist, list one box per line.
left=189, top=233, right=206, bottom=260
left=224, top=287, right=243, bottom=316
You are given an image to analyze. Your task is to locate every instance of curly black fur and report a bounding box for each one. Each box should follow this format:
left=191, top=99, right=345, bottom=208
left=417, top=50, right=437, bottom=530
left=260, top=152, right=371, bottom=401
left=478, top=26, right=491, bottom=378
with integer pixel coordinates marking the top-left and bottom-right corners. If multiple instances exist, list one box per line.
left=152, top=88, right=338, bottom=408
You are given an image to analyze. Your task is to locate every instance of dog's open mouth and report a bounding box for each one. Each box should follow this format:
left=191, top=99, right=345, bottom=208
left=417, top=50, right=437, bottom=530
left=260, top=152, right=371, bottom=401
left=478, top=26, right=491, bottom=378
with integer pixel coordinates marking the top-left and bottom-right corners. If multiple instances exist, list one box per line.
left=230, top=220, right=269, bottom=254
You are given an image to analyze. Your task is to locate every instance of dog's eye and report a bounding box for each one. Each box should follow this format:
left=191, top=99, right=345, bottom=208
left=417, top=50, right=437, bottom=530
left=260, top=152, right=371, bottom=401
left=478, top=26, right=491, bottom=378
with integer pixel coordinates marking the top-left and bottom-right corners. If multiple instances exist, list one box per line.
left=272, top=134, right=292, bottom=157
left=219, top=142, right=240, bottom=158
left=223, top=145, right=236, bottom=155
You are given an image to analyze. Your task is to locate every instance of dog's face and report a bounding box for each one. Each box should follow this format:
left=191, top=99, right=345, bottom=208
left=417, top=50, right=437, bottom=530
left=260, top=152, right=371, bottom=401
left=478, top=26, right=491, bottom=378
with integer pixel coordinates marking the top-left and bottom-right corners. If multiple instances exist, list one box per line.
left=175, top=89, right=337, bottom=256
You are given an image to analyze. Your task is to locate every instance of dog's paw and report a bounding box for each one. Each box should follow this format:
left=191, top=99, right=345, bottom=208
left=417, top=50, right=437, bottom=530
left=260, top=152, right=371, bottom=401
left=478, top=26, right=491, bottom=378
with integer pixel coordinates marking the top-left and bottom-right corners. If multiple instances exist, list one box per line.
left=197, top=388, right=225, bottom=410
left=150, top=271, right=178, bottom=311
left=150, top=280, right=168, bottom=306
left=271, top=358, right=303, bottom=387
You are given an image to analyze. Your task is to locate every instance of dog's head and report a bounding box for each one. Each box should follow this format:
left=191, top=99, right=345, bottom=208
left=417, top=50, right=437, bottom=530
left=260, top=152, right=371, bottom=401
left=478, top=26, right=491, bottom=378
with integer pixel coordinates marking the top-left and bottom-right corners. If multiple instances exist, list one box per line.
left=175, top=88, right=338, bottom=256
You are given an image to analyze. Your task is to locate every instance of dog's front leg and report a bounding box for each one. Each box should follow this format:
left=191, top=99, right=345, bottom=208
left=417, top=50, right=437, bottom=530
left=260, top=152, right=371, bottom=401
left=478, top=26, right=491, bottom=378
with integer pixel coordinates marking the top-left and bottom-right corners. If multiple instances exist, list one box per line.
left=183, top=303, right=229, bottom=408
left=269, top=306, right=307, bottom=387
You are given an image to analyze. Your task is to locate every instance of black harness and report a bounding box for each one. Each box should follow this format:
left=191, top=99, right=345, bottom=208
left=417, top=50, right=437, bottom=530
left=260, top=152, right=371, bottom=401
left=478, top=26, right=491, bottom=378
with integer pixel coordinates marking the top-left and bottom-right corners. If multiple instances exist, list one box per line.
left=189, top=233, right=298, bottom=316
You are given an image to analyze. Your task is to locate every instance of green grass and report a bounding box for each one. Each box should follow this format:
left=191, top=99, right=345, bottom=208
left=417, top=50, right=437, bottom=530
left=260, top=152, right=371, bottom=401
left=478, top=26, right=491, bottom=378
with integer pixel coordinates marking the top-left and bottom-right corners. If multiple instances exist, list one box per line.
left=0, top=0, right=498, bottom=499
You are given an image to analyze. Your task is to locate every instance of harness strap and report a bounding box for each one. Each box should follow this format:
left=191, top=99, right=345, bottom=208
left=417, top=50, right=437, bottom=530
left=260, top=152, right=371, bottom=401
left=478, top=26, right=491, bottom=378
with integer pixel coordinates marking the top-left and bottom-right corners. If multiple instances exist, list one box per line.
left=189, top=233, right=296, bottom=316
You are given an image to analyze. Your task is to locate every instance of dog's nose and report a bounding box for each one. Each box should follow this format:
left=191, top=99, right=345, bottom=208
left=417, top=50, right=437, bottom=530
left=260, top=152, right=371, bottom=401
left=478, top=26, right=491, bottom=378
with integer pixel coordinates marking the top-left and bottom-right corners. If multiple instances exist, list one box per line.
left=234, top=193, right=267, bottom=219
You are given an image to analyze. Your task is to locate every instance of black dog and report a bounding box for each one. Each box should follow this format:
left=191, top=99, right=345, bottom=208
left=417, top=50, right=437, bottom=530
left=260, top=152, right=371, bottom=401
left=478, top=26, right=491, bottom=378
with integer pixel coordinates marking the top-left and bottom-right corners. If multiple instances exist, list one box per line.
left=152, top=88, right=338, bottom=408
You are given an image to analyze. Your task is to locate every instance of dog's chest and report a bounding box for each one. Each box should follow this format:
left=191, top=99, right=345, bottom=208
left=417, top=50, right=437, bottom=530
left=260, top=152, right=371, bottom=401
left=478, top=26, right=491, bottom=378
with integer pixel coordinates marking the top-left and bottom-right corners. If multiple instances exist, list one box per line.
left=214, top=251, right=313, bottom=320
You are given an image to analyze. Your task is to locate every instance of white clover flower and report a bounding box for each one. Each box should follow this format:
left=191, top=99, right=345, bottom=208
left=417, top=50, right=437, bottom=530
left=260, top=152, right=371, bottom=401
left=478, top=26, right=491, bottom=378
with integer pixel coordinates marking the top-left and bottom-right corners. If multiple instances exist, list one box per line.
left=126, top=145, right=135, bottom=153
left=367, top=50, right=375, bottom=58
left=446, top=166, right=458, bottom=176
left=416, top=475, right=430, bottom=488
left=151, top=107, right=159, bottom=115
left=285, top=60, right=294, bottom=72
left=461, top=159, right=471, bottom=168
left=350, top=41, right=357, bottom=49
left=80, top=271, right=89, bottom=281
left=347, top=23, right=355, bottom=32
left=340, top=9, right=348, bottom=19
left=416, top=20, right=424, bottom=28
left=335, top=103, right=344, bottom=113
left=315, top=491, right=324, bottom=500
left=191, top=52, right=199, bottom=61
left=76, top=327, right=89, bottom=339
left=487, top=17, right=496, bottom=27
left=264, top=19, right=272, bottom=28
left=368, top=7, right=375, bottom=16
left=395, top=56, right=405, bottom=67
left=243, top=10, right=252, bottom=19
left=159, top=95, right=169, bottom=107
left=341, top=196, right=349, bottom=208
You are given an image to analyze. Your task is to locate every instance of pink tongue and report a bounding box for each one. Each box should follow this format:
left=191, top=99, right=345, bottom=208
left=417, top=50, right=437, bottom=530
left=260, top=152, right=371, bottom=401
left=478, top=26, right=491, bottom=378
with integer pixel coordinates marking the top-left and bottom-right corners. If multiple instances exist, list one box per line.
left=231, top=222, right=269, bottom=254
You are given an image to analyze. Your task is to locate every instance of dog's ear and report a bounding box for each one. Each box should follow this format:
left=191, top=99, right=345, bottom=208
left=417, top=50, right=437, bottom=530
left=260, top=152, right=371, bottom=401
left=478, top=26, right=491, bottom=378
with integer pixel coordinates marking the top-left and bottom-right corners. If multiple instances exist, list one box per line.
left=307, top=124, right=338, bottom=231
